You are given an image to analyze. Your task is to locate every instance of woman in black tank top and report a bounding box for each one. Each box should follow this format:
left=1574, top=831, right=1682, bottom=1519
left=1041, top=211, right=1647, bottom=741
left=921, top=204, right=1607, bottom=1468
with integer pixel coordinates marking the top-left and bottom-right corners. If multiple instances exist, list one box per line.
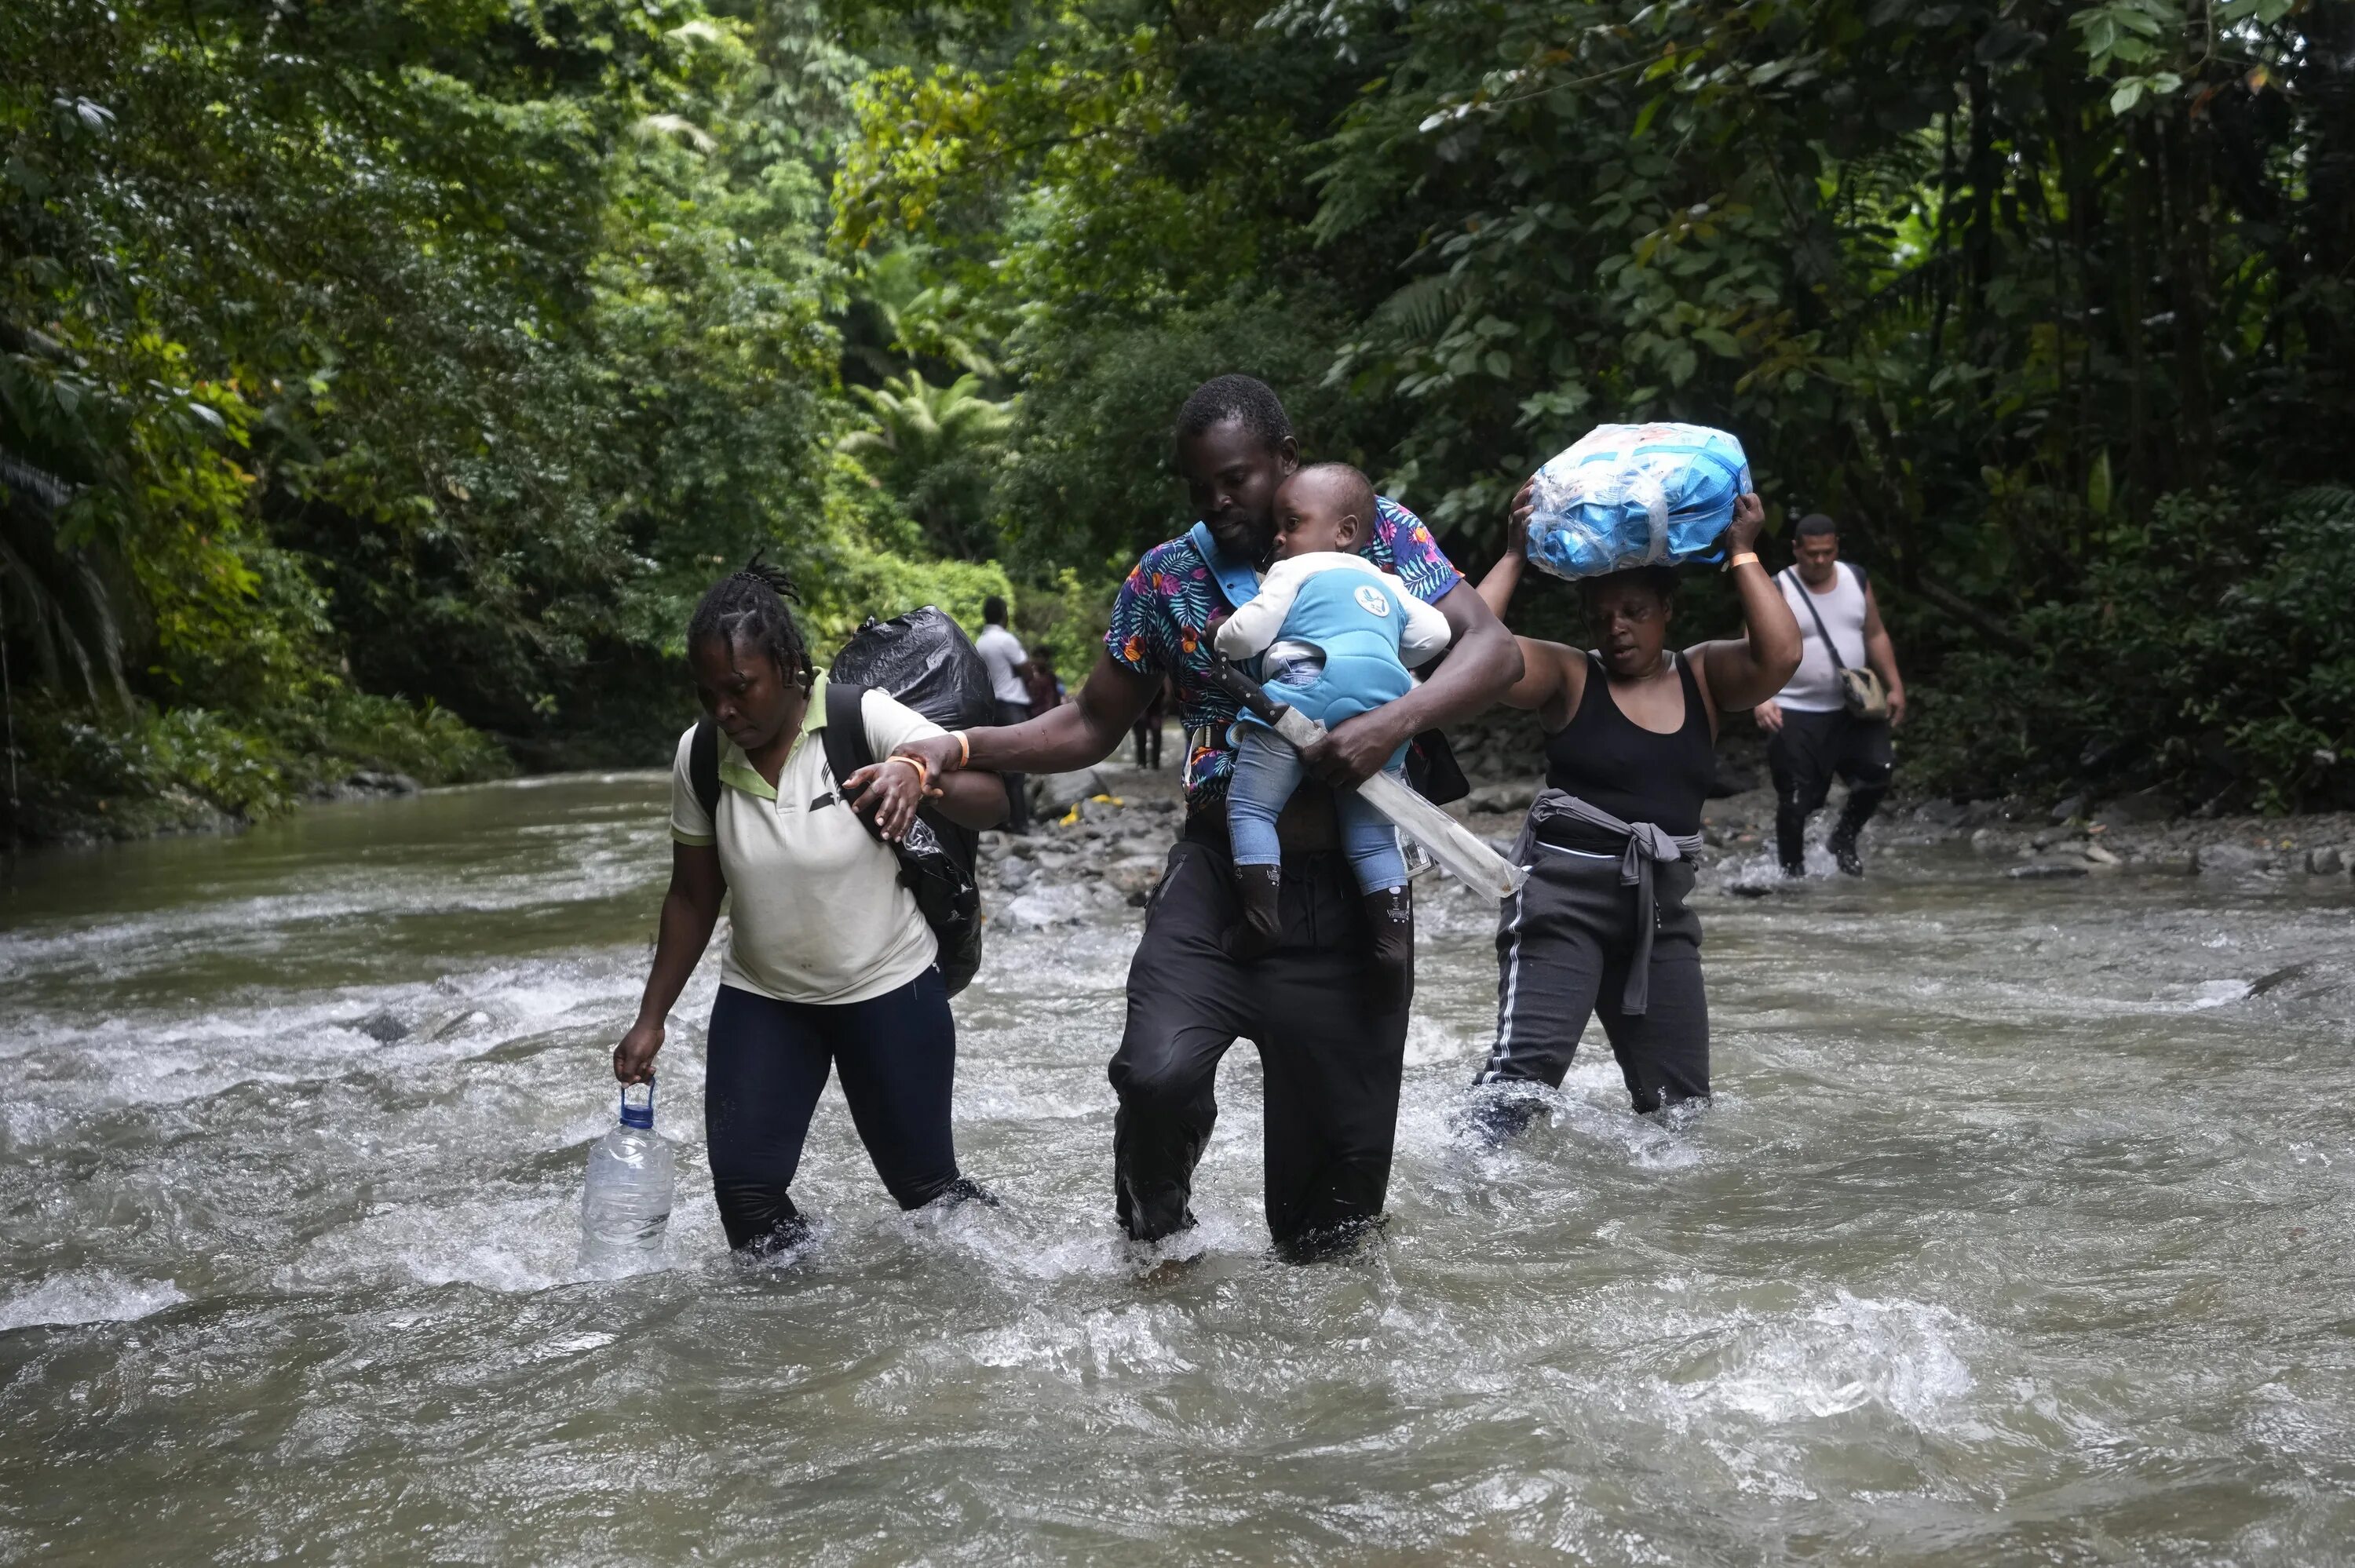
left=1464, top=490, right=1800, bottom=1134
left=1542, top=648, right=1716, bottom=844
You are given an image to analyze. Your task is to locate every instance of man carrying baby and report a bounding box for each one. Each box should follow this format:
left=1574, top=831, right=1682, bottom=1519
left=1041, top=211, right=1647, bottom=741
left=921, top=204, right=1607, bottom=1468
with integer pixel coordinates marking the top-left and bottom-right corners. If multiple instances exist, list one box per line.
left=1214, top=463, right=1453, bottom=1007
left=885, top=375, right=1520, bottom=1256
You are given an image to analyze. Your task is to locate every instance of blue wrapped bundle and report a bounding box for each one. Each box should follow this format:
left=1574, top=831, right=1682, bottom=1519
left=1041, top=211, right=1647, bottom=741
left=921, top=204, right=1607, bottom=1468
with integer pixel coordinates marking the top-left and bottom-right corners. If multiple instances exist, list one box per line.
left=1523, top=423, right=1752, bottom=580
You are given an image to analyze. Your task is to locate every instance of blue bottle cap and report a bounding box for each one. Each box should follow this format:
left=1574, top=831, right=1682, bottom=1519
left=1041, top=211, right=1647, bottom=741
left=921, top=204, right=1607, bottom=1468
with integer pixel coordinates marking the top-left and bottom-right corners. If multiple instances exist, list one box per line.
left=619, top=1078, right=655, bottom=1129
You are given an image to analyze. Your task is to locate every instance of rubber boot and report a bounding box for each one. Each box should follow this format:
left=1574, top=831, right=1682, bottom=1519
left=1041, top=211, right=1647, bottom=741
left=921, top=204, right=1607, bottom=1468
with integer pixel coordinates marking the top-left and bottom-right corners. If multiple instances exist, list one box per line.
left=1364, top=885, right=1415, bottom=1012
left=1827, top=786, right=1886, bottom=877
left=1775, top=803, right=1811, bottom=877
left=1225, top=864, right=1284, bottom=961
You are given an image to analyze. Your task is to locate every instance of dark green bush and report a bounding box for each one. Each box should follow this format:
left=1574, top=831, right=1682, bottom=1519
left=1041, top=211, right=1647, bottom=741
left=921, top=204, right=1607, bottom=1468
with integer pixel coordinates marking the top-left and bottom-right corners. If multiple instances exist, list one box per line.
left=1908, top=488, right=2355, bottom=813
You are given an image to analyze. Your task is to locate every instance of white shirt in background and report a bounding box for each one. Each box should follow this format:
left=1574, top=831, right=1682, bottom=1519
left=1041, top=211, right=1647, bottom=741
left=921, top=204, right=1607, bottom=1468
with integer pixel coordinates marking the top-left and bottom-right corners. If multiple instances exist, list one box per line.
left=974, top=624, right=1028, bottom=706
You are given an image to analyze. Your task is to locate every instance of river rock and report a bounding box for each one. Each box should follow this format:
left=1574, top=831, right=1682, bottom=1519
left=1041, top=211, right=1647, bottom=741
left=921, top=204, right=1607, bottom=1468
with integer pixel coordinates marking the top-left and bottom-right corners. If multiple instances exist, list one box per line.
left=2049, top=794, right=2087, bottom=825
left=2080, top=841, right=2121, bottom=866
left=346, top=770, right=422, bottom=796
left=2094, top=786, right=2177, bottom=826
left=2194, top=843, right=2272, bottom=877
left=1466, top=781, right=1536, bottom=815
left=1912, top=798, right=1970, bottom=829
left=2306, top=846, right=2344, bottom=876
left=2009, top=862, right=2090, bottom=880
left=1034, top=769, right=1108, bottom=815
left=999, top=884, right=1092, bottom=928
left=1970, top=827, right=2010, bottom=858
left=352, top=1009, right=409, bottom=1043
left=995, top=857, right=1035, bottom=892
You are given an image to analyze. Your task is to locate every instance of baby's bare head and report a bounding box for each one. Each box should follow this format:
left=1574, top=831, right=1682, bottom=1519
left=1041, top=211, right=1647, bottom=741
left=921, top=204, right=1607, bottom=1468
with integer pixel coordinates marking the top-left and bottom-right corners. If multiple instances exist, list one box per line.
left=1271, top=463, right=1378, bottom=560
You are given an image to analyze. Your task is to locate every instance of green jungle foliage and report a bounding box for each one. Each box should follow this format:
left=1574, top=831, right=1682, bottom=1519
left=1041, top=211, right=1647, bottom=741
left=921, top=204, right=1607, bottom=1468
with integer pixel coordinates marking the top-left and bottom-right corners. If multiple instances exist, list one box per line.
left=4, top=0, right=2352, bottom=842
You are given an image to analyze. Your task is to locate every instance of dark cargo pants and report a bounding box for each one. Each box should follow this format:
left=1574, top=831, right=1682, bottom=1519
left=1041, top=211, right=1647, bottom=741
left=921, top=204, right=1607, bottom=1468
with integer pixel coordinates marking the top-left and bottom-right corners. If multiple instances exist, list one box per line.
left=1108, top=819, right=1410, bottom=1251
left=1476, top=843, right=1710, bottom=1114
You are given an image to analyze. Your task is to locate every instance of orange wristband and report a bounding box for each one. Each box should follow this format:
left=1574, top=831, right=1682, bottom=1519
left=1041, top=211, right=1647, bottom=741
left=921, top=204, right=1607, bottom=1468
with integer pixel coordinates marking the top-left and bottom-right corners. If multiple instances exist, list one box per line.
left=884, top=753, right=929, bottom=789
left=952, top=731, right=971, bottom=770
left=1726, top=551, right=1761, bottom=570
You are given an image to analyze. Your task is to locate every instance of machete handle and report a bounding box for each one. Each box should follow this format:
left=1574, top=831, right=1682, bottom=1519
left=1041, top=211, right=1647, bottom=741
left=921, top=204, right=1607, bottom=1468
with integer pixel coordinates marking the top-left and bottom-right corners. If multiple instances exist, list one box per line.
left=1207, top=656, right=1289, bottom=726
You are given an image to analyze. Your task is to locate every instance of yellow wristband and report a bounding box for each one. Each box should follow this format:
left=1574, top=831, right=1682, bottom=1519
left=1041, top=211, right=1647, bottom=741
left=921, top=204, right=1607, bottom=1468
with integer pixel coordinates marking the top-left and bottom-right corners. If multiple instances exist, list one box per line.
left=1726, top=551, right=1761, bottom=570
left=884, top=753, right=929, bottom=789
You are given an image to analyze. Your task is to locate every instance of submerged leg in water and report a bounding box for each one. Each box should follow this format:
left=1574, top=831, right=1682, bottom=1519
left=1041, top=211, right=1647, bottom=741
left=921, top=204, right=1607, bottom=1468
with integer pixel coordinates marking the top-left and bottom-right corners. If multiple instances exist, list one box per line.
left=1475, top=847, right=1710, bottom=1133
left=703, top=972, right=970, bottom=1254
left=1824, top=720, right=1894, bottom=877
left=1109, top=827, right=1408, bottom=1252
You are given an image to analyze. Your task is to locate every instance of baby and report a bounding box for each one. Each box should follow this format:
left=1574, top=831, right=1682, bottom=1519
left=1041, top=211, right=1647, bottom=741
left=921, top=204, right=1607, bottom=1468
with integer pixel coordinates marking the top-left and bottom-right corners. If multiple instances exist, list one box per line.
left=1213, top=462, right=1452, bottom=1003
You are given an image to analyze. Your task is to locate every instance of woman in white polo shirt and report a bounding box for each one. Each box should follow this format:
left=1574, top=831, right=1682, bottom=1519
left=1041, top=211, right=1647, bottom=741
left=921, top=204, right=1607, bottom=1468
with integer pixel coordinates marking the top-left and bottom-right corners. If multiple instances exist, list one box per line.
left=612, top=563, right=1008, bottom=1255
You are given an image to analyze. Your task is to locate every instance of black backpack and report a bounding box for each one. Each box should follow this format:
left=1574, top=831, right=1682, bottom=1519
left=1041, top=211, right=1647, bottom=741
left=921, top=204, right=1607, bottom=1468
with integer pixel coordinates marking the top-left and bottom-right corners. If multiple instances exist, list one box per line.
left=689, top=610, right=991, bottom=996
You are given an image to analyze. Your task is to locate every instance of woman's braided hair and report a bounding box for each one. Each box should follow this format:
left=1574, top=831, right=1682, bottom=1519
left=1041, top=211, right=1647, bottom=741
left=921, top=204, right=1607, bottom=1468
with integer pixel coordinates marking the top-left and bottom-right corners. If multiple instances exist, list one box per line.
left=687, top=556, right=817, bottom=691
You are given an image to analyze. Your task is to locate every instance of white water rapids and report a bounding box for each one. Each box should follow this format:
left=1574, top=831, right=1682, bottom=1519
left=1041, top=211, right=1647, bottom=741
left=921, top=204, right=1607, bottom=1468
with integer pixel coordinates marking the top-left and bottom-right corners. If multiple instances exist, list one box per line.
left=3, top=769, right=2353, bottom=1563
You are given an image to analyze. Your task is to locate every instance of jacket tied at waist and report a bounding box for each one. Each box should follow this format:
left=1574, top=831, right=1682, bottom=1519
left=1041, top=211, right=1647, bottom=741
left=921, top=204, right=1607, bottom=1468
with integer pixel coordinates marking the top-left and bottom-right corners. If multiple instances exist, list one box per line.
left=1510, top=787, right=1704, bottom=1016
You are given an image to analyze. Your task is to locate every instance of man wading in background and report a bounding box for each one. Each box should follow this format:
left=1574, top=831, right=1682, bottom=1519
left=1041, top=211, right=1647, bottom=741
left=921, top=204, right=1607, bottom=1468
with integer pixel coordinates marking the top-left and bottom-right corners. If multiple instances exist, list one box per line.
left=1755, top=514, right=1908, bottom=877
left=890, top=375, right=1520, bottom=1256
left=974, top=596, right=1034, bottom=835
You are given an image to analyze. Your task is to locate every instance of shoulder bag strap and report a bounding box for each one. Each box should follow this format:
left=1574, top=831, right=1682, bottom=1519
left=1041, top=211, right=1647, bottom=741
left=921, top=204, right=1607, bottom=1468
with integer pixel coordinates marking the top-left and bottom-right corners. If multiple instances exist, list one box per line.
left=820, top=680, right=874, bottom=823
left=688, top=717, right=721, bottom=822
left=1782, top=567, right=1847, bottom=672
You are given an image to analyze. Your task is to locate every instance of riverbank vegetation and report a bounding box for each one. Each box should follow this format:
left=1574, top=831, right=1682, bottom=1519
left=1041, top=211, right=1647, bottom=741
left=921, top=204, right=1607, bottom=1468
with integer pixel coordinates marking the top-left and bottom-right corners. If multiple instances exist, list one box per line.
left=5, top=0, right=2350, bottom=843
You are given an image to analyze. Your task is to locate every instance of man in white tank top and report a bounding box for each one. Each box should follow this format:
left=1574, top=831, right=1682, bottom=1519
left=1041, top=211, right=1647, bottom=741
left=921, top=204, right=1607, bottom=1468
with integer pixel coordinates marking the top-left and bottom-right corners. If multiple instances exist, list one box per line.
left=1754, top=514, right=1907, bottom=876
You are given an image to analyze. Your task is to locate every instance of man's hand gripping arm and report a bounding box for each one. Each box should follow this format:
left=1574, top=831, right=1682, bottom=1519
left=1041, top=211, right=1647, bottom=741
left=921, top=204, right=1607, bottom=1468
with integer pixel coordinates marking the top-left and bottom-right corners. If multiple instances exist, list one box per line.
left=1298, top=579, right=1522, bottom=787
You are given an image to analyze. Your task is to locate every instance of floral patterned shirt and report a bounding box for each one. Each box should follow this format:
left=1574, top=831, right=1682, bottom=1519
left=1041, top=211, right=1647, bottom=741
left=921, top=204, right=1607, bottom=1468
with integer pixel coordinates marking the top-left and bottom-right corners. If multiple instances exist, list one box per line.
left=1104, top=496, right=1464, bottom=812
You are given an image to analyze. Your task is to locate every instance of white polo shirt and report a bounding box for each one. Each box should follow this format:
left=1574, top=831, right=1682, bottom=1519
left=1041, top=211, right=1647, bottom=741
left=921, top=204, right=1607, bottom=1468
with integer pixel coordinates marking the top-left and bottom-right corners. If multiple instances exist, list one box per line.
left=669, top=673, right=946, bottom=1005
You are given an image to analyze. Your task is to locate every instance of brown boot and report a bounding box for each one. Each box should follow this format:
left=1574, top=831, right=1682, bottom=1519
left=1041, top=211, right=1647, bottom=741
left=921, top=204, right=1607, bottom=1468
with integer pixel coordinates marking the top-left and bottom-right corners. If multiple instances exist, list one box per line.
left=1224, top=864, right=1283, bottom=961
left=1364, top=885, right=1414, bottom=1012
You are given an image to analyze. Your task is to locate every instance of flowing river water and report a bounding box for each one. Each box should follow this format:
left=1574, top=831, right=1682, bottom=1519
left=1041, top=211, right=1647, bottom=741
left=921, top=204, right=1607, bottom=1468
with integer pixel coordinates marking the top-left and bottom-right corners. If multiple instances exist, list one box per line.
left=4, top=767, right=2353, bottom=1564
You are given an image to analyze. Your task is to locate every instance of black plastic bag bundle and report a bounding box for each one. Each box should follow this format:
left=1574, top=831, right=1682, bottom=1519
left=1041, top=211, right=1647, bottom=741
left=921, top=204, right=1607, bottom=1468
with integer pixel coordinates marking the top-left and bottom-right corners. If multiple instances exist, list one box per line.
left=830, top=607, right=995, bottom=733
left=825, top=605, right=993, bottom=994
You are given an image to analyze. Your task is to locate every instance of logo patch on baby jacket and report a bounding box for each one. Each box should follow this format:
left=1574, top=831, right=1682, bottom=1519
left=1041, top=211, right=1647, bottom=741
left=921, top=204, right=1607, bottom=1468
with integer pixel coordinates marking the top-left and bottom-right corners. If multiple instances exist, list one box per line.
left=1354, top=584, right=1392, bottom=617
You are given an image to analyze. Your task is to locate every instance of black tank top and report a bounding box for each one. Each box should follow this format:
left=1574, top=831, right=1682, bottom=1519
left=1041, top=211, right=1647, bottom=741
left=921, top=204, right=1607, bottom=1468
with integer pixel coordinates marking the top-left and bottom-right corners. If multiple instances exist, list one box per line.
left=1542, top=651, right=1715, bottom=841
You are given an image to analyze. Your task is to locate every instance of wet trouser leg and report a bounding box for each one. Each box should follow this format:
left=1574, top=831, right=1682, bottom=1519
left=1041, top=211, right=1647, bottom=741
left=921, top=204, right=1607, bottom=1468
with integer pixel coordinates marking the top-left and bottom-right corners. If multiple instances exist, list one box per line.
left=1829, top=717, right=1895, bottom=847
left=1108, top=826, right=1410, bottom=1250
left=995, top=699, right=1032, bottom=831
left=1477, top=846, right=1709, bottom=1119
left=1769, top=709, right=1843, bottom=873
left=703, top=972, right=962, bottom=1253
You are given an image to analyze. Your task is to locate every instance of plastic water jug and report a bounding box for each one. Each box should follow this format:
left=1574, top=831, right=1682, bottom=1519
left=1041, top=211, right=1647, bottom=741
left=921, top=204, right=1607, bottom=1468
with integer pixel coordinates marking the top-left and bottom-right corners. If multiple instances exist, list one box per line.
left=1524, top=422, right=1751, bottom=579
left=581, top=1080, right=675, bottom=1256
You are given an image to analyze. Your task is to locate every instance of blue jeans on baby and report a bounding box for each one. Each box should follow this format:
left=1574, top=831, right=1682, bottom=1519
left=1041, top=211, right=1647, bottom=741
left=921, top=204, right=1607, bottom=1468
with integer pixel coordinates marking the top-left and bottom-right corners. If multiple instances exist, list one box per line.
left=1225, top=726, right=1407, bottom=894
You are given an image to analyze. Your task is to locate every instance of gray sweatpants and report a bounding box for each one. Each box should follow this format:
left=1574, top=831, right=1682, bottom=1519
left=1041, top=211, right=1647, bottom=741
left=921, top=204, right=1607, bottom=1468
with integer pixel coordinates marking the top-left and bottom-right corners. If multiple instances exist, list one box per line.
left=1477, top=843, right=1710, bottom=1114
